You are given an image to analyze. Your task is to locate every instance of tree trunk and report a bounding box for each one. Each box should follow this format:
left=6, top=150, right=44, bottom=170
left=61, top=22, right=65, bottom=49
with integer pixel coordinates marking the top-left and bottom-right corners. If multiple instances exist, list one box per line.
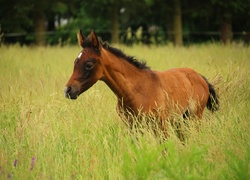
left=48, top=15, right=56, bottom=32
left=34, top=0, right=46, bottom=46
left=220, top=15, right=232, bottom=45
left=173, top=0, right=183, bottom=47
left=166, top=16, right=174, bottom=44
left=111, top=3, right=119, bottom=44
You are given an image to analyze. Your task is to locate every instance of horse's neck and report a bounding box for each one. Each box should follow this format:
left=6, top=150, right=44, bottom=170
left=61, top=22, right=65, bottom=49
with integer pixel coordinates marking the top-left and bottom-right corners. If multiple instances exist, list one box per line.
left=101, top=52, right=150, bottom=106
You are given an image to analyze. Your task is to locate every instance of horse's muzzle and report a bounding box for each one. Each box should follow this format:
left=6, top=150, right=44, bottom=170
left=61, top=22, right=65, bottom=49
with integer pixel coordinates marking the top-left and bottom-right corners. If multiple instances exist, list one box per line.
left=64, top=86, right=78, bottom=99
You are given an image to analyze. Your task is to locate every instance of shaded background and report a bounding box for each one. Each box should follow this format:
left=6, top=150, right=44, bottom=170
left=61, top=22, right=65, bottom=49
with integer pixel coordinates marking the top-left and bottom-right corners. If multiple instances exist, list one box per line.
left=0, top=0, right=250, bottom=46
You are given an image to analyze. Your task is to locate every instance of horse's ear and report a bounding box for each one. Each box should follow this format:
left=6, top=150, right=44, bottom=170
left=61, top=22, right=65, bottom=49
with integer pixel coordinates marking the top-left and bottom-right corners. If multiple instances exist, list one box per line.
left=89, top=30, right=100, bottom=50
left=77, top=29, right=85, bottom=47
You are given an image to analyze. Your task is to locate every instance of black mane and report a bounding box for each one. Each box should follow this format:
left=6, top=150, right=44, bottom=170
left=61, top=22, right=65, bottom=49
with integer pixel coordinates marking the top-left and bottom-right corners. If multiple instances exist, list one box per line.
left=102, top=42, right=150, bottom=69
left=82, top=37, right=150, bottom=69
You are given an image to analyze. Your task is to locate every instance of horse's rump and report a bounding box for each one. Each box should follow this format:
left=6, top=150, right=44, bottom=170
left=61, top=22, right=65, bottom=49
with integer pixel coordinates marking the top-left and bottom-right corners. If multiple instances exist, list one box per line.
left=158, top=68, right=209, bottom=118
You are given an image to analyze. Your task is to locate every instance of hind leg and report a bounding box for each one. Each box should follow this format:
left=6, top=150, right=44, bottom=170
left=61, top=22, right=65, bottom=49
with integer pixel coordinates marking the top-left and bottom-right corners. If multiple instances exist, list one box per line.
left=196, top=108, right=204, bottom=119
left=171, top=110, right=190, bottom=142
left=187, top=108, right=204, bottom=119
left=183, top=110, right=190, bottom=119
left=194, top=102, right=207, bottom=119
left=187, top=98, right=206, bottom=119
left=187, top=105, right=206, bottom=133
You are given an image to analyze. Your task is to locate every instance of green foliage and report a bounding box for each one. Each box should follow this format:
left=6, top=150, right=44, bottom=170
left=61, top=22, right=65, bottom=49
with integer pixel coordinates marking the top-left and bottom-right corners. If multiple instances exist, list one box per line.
left=0, top=0, right=34, bottom=33
left=224, top=150, right=250, bottom=180
left=1, top=0, right=250, bottom=45
left=210, top=0, right=249, bottom=13
left=0, top=44, right=250, bottom=179
left=52, top=1, right=68, bottom=15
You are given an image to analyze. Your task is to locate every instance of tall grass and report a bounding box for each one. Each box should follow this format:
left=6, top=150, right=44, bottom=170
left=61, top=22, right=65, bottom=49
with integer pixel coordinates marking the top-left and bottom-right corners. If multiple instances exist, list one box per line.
left=0, top=44, right=249, bottom=179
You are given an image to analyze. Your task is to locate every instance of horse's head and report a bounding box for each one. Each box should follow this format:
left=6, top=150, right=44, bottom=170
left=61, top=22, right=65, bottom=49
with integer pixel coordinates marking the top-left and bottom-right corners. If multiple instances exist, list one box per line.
left=64, top=30, right=104, bottom=99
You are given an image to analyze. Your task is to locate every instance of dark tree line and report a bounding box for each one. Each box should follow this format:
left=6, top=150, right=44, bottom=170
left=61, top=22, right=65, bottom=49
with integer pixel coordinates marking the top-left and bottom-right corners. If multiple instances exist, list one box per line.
left=0, top=0, right=250, bottom=46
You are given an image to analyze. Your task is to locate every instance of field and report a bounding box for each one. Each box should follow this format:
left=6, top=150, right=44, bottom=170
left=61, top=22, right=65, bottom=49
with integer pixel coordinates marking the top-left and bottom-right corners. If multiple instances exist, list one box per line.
left=0, top=44, right=250, bottom=179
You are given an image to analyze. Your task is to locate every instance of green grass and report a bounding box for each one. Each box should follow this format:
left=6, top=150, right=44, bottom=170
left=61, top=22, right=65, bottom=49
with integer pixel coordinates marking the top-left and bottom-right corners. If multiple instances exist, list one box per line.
left=0, top=44, right=249, bottom=179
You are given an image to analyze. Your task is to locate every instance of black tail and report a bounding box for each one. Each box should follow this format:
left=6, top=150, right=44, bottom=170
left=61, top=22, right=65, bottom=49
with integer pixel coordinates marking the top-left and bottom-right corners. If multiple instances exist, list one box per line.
left=201, top=75, right=219, bottom=112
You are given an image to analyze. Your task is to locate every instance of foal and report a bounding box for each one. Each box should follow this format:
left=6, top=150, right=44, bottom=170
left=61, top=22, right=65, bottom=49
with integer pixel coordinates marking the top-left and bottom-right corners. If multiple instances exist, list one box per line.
left=64, top=30, right=219, bottom=136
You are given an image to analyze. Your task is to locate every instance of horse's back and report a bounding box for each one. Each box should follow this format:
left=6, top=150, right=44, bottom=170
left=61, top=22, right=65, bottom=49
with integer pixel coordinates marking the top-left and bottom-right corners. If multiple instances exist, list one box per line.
left=172, top=68, right=209, bottom=96
left=162, top=67, right=208, bottom=92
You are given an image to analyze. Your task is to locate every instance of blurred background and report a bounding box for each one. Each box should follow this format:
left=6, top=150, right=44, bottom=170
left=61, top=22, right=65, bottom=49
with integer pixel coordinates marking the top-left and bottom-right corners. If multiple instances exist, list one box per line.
left=0, top=0, right=250, bottom=46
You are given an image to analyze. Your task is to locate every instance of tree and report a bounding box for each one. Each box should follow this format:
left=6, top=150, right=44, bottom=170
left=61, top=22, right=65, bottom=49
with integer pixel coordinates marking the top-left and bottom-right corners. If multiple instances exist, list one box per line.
left=33, top=0, right=70, bottom=45
left=34, top=0, right=46, bottom=45
left=211, top=0, right=250, bottom=44
left=82, top=0, right=137, bottom=44
left=1, top=0, right=249, bottom=45
left=147, top=0, right=184, bottom=46
left=0, top=0, right=76, bottom=45
left=0, top=0, right=33, bottom=43
left=111, top=1, right=119, bottom=43
left=173, top=0, right=183, bottom=46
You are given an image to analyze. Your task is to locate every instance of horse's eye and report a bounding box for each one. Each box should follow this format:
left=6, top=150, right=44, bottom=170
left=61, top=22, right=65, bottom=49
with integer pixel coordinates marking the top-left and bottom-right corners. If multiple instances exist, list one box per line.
left=85, top=61, right=94, bottom=70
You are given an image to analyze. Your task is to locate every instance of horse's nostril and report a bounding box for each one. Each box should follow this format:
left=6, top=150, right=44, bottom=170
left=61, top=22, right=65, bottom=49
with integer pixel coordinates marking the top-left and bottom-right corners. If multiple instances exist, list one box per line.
left=64, top=86, right=72, bottom=95
left=64, top=86, right=78, bottom=99
left=66, top=86, right=72, bottom=93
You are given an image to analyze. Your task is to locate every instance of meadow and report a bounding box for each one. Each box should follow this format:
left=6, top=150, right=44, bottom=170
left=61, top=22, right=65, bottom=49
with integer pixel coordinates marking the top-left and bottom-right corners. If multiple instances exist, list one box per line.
left=0, top=43, right=249, bottom=179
